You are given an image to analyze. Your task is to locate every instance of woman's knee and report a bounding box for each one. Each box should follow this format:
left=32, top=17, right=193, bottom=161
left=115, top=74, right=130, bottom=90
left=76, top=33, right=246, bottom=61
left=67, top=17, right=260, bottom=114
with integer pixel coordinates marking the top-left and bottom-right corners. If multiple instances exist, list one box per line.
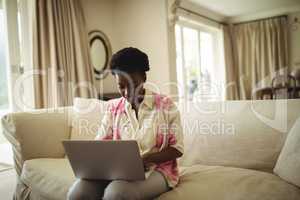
left=67, top=179, right=107, bottom=200
left=67, top=187, right=86, bottom=200
left=103, top=180, right=140, bottom=200
left=67, top=180, right=86, bottom=200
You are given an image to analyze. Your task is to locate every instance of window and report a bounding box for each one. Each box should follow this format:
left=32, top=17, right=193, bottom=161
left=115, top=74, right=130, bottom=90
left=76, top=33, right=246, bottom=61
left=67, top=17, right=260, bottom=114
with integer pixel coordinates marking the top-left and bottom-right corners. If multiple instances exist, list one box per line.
left=0, top=0, right=19, bottom=165
left=0, top=0, right=24, bottom=112
left=0, top=0, right=12, bottom=166
left=0, top=4, right=9, bottom=111
left=175, top=22, right=225, bottom=102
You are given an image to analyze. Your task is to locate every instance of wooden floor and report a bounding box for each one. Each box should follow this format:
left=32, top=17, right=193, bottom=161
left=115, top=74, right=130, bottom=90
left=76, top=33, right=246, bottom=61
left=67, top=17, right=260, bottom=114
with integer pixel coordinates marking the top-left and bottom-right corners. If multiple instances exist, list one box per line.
left=0, top=169, right=16, bottom=200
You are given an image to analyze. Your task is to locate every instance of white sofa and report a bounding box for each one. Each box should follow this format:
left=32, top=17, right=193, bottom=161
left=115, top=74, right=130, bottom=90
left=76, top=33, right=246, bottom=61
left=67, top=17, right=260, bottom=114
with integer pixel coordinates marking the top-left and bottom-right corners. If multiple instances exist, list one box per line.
left=2, top=99, right=300, bottom=200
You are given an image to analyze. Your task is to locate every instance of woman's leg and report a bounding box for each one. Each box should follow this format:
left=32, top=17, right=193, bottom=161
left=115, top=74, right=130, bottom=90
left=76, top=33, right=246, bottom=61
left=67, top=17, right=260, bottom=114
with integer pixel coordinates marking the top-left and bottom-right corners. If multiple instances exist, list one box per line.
left=103, top=171, right=170, bottom=200
left=67, top=179, right=110, bottom=200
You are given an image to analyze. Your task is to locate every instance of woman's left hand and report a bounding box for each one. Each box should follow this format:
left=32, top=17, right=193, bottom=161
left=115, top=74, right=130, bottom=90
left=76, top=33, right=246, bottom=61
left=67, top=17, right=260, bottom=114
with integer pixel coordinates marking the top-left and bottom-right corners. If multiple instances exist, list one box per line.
left=142, top=154, right=154, bottom=172
left=141, top=147, right=183, bottom=171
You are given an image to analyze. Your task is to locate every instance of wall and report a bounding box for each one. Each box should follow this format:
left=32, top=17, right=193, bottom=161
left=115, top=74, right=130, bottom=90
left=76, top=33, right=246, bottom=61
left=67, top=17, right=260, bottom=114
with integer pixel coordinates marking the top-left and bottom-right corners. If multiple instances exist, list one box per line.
left=179, top=0, right=226, bottom=22
left=81, top=0, right=118, bottom=94
left=81, top=0, right=172, bottom=95
left=288, top=12, right=300, bottom=71
left=113, top=0, right=171, bottom=94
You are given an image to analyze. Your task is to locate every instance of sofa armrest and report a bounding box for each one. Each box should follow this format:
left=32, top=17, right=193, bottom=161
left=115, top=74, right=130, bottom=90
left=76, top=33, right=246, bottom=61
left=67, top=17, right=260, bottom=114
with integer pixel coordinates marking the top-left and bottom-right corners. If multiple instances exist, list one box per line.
left=1, top=107, right=72, bottom=175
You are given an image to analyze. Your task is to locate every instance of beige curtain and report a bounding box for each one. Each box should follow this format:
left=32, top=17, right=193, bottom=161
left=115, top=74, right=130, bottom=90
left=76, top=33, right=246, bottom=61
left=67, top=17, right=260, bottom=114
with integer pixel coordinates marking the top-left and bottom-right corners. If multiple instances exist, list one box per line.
left=32, top=0, right=96, bottom=108
left=223, top=16, right=289, bottom=100
left=223, top=25, right=240, bottom=100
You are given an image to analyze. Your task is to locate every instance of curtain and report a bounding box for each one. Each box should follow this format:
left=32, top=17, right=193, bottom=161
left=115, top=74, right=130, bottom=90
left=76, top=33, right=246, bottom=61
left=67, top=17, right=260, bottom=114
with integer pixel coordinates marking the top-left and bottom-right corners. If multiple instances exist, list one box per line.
left=223, top=25, right=240, bottom=100
left=223, top=16, right=289, bottom=100
left=32, top=0, right=96, bottom=108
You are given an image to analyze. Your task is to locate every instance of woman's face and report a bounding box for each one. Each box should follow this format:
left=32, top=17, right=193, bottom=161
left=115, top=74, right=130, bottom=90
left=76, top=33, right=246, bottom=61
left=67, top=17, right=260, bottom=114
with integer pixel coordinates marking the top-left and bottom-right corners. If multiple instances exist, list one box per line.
left=114, top=72, right=145, bottom=104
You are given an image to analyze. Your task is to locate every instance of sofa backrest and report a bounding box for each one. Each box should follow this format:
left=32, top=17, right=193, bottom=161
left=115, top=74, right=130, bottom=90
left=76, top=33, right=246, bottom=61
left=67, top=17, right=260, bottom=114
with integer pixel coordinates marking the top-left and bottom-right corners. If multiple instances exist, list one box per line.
left=1, top=107, right=73, bottom=175
left=71, top=98, right=107, bottom=140
left=177, top=99, right=300, bottom=172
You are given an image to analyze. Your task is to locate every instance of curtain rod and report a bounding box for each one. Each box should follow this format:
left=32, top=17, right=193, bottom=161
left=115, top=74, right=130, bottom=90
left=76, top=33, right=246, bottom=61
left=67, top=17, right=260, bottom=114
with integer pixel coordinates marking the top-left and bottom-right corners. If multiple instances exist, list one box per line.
left=177, top=6, right=288, bottom=26
left=233, top=15, right=288, bottom=25
left=177, top=6, right=226, bottom=25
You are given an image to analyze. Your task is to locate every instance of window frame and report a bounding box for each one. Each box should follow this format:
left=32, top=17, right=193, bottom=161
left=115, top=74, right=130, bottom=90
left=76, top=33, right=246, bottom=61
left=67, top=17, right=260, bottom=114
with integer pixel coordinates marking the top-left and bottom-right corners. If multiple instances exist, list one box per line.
left=175, top=20, right=225, bottom=101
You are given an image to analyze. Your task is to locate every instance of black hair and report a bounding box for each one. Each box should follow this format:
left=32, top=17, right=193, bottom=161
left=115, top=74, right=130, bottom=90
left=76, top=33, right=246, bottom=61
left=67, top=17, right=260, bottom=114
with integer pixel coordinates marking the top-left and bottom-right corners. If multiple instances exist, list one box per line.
left=110, top=47, right=150, bottom=74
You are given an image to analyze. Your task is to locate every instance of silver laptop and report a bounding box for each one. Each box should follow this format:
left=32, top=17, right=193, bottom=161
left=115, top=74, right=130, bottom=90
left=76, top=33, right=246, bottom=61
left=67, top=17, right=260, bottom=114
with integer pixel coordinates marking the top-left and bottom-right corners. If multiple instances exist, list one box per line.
left=62, top=140, right=145, bottom=181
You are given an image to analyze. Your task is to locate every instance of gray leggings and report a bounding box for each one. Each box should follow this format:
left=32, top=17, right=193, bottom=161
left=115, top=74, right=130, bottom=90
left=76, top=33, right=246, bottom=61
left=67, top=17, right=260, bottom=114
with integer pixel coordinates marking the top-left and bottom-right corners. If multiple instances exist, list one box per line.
left=67, top=171, right=170, bottom=200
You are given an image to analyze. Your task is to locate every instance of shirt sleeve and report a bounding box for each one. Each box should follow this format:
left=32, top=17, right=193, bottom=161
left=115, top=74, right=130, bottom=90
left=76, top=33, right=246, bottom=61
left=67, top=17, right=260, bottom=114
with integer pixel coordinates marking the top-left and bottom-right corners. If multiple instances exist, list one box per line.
left=95, top=103, right=113, bottom=140
left=167, top=102, right=184, bottom=154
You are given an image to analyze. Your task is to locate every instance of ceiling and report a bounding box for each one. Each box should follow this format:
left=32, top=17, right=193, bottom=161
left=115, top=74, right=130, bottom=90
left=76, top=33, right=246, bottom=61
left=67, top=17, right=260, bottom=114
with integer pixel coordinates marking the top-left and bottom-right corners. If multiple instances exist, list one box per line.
left=189, top=0, right=300, bottom=17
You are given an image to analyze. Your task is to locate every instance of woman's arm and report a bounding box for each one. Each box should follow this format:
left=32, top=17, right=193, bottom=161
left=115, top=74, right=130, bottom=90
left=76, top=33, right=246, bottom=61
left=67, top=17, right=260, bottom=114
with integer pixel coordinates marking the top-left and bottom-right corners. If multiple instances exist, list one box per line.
left=142, top=147, right=183, bottom=169
left=142, top=97, right=184, bottom=170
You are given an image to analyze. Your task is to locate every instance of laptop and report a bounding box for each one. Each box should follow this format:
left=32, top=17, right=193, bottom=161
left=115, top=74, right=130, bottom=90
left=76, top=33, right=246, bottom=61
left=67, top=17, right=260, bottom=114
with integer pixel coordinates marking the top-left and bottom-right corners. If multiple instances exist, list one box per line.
left=62, top=140, right=145, bottom=181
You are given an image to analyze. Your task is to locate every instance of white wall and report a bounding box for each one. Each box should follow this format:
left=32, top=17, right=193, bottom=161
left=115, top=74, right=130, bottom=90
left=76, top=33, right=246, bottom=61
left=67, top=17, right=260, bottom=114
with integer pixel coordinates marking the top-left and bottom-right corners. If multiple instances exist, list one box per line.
left=81, top=0, right=118, bottom=93
left=288, top=12, right=300, bottom=71
left=113, top=0, right=171, bottom=94
left=81, top=0, right=172, bottom=95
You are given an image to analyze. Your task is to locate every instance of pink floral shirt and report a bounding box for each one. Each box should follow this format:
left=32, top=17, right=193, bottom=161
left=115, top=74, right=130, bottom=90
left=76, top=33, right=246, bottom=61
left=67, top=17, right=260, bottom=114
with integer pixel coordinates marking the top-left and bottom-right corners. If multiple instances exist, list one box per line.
left=95, top=89, right=184, bottom=187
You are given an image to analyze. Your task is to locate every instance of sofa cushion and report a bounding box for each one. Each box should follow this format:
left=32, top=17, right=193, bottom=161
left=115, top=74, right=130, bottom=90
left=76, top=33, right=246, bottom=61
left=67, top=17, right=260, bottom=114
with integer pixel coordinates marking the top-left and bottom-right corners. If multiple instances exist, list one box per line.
left=158, top=165, right=300, bottom=200
left=71, top=98, right=107, bottom=140
left=274, top=117, right=300, bottom=187
left=178, top=100, right=300, bottom=172
left=21, top=159, right=300, bottom=200
left=21, top=159, right=75, bottom=200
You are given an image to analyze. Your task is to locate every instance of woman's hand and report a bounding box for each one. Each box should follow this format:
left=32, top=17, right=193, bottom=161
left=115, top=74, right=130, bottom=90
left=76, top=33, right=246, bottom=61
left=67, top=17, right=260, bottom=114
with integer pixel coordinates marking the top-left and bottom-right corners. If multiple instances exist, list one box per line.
left=141, top=147, right=182, bottom=171
left=142, top=154, right=154, bottom=172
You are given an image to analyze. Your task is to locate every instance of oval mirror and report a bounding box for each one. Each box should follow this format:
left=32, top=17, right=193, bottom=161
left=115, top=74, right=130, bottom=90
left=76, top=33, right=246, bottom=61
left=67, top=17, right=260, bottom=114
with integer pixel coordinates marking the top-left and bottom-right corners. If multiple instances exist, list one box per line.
left=89, top=31, right=112, bottom=80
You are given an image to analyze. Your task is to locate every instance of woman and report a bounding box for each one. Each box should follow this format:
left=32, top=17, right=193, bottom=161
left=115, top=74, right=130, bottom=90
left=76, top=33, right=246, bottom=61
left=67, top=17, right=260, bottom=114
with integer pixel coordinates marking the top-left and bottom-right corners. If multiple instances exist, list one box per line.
left=68, top=47, right=184, bottom=200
